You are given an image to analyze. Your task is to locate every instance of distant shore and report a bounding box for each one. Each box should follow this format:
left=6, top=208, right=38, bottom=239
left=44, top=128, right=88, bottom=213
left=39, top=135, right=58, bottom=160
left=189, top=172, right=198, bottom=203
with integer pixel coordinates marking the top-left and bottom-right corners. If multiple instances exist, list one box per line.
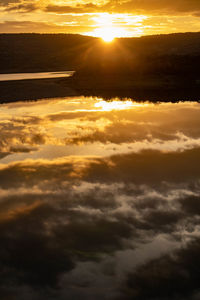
left=1, top=74, right=200, bottom=103
left=67, top=74, right=200, bottom=101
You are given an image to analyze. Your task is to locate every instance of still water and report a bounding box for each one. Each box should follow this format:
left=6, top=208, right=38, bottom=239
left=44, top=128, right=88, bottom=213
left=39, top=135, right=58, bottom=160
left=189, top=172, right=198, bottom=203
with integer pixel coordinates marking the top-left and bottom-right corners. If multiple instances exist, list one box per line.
left=1, top=97, right=200, bottom=299
left=0, top=71, right=74, bottom=81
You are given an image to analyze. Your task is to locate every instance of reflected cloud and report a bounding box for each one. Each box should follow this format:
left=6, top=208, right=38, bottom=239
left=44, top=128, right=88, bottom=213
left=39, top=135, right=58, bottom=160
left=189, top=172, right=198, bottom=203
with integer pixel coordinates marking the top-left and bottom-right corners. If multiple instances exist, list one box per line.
left=124, top=237, right=200, bottom=299
left=1, top=97, right=200, bottom=299
left=1, top=98, right=200, bottom=163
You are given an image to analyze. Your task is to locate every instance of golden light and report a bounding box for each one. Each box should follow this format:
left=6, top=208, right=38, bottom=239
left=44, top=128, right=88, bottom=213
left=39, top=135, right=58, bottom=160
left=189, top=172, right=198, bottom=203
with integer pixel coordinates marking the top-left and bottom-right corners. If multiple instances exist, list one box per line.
left=91, top=26, right=127, bottom=42
left=101, top=32, right=115, bottom=42
left=92, top=14, right=116, bottom=42
left=85, top=13, right=148, bottom=40
left=94, top=100, right=149, bottom=111
left=95, top=28, right=115, bottom=42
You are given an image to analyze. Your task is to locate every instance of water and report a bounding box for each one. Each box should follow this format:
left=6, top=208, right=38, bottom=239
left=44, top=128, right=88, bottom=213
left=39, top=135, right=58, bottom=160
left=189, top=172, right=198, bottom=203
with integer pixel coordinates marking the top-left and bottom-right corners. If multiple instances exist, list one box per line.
left=0, top=97, right=200, bottom=299
left=0, top=71, right=74, bottom=81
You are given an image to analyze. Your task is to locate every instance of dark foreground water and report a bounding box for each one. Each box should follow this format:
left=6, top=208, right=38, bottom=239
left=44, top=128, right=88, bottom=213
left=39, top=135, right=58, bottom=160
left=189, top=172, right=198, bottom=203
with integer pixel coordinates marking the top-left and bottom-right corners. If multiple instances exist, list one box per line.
left=1, top=97, right=200, bottom=300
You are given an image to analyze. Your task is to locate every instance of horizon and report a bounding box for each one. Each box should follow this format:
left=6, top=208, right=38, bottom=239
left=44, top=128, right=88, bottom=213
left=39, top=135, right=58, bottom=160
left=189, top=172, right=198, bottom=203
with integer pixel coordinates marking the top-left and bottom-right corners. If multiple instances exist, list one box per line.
left=2, top=26, right=200, bottom=40
left=2, top=30, right=200, bottom=39
left=1, top=30, right=200, bottom=46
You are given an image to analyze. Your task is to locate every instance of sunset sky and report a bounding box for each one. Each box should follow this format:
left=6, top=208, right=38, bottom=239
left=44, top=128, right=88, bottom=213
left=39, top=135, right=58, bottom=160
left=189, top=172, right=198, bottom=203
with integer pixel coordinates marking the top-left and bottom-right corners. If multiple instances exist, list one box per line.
left=1, top=0, right=200, bottom=37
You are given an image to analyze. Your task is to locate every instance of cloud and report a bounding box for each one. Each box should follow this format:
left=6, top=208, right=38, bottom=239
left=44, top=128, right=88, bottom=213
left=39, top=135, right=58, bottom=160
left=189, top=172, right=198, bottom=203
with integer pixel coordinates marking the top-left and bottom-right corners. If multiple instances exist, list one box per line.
left=0, top=0, right=20, bottom=5
left=2, top=0, right=200, bottom=36
left=83, top=148, right=200, bottom=185
left=2, top=0, right=200, bottom=15
left=1, top=100, right=200, bottom=298
left=45, top=3, right=101, bottom=14
left=0, top=0, right=40, bottom=13
left=4, top=3, right=38, bottom=12
left=0, top=154, right=200, bottom=298
left=42, top=0, right=200, bottom=16
left=45, top=5, right=84, bottom=14
left=124, top=237, right=200, bottom=299
left=103, top=0, right=200, bottom=15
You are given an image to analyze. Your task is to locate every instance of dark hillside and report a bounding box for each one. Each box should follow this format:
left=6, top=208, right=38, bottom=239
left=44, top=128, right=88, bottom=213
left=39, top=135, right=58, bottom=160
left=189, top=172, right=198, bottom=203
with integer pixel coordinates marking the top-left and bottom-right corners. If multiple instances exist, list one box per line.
left=0, top=34, right=96, bottom=73
left=1, top=32, right=200, bottom=74
left=1, top=32, right=200, bottom=102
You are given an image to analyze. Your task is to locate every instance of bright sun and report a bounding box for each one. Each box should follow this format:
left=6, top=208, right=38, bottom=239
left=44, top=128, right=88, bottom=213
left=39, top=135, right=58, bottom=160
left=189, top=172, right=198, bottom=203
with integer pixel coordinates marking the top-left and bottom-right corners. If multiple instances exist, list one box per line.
left=91, top=14, right=117, bottom=42
left=85, top=13, right=147, bottom=41
left=100, top=29, right=116, bottom=42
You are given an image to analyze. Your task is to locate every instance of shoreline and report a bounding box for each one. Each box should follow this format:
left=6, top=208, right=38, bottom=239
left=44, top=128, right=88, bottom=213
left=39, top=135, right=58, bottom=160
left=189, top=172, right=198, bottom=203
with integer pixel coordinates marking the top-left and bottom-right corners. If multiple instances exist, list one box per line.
left=1, top=75, right=200, bottom=103
left=0, top=77, right=78, bottom=103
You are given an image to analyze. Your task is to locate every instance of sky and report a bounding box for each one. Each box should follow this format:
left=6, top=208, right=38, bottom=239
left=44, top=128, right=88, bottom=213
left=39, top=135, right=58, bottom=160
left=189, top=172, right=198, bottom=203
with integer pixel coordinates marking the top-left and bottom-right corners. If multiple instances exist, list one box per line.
left=1, top=1, right=200, bottom=38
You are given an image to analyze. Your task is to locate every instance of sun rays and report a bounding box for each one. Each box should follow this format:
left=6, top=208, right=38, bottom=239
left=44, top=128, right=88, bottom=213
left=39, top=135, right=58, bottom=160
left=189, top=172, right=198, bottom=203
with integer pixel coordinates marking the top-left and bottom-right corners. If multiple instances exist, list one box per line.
left=85, top=13, right=147, bottom=41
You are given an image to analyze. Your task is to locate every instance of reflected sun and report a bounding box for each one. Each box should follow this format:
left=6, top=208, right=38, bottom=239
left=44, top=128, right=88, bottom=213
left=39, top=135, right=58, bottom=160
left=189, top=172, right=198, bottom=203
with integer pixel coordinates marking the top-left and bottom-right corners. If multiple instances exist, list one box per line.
left=94, top=100, right=148, bottom=111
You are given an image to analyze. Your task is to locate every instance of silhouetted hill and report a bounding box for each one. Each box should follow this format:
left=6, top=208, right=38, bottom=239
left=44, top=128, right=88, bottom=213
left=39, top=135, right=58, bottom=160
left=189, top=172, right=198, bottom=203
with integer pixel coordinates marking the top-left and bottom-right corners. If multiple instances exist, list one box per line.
left=73, top=33, right=200, bottom=78
left=1, top=32, right=200, bottom=74
left=0, top=33, right=96, bottom=73
left=2, top=32, right=200, bottom=102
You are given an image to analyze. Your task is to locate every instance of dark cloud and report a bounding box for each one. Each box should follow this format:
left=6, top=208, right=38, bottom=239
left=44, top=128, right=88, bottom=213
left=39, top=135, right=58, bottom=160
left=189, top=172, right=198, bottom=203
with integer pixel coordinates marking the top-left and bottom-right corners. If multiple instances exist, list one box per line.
left=45, top=3, right=103, bottom=14
left=0, top=154, right=200, bottom=298
left=42, top=0, right=200, bottom=15
left=4, top=3, right=38, bottom=12
left=45, top=5, right=84, bottom=14
left=0, top=100, right=200, bottom=299
left=179, top=195, right=200, bottom=215
left=0, top=0, right=20, bottom=5
left=3, top=0, right=200, bottom=15
left=1, top=147, right=200, bottom=190
left=104, top=0, right=200, bottom=15
left=124, top=237, right=200, bottom=299
left=84, top=148, right=200, bottom=185
left=0, top=185, right=135, bottom=297
left=0, top=203, right=75, bottom=288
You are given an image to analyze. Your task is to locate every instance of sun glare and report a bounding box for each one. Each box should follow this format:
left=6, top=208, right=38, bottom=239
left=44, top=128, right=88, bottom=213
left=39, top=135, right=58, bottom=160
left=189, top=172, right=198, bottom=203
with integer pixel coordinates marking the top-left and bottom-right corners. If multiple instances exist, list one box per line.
left=92, top=13, right=116, bottom=42
left=94, top=100, right=148, bottom=111
left=97, top=28, right=116, bottom=42
left=102, top=33, right=115, bottom=42
left=85, top=13, right=147, bottom=40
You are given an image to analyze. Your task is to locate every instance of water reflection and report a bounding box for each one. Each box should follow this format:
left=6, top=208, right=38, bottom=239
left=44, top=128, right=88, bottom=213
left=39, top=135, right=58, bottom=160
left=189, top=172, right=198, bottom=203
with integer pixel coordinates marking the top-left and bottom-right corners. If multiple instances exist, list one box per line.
left=0, top=71, right=74, bottom=81
left=1, top=97, right=200, bottom=299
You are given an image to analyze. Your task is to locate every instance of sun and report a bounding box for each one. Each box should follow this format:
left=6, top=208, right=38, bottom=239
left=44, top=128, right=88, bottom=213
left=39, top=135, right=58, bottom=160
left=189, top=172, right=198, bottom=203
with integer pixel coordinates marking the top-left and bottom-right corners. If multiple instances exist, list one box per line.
left=91, top=14, right=117, bottom=42
left=85, top=13, right=148, bottom=41
left=100, top=29, right=116, bottom=42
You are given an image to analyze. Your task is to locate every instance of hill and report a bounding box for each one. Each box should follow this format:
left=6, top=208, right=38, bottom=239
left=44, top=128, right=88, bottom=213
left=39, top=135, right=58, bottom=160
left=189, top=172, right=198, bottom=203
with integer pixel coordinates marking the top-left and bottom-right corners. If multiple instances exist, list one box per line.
left=1, top=32, right=200, bottom=74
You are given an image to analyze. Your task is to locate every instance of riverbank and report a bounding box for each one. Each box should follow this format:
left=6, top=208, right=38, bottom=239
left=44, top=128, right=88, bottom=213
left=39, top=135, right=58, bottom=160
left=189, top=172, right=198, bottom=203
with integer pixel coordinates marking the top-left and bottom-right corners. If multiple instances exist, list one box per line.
left=0, top=77, right=77, bottom=103
left=1, top=74, right=200, bottom=103
left=66, top=74, right=200, bottom=102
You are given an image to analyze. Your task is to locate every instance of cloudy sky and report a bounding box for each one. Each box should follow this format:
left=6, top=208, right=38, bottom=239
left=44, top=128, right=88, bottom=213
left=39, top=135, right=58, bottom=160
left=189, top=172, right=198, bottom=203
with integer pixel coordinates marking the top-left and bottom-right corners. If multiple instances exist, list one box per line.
left=1, top=0, right=200, bottom=37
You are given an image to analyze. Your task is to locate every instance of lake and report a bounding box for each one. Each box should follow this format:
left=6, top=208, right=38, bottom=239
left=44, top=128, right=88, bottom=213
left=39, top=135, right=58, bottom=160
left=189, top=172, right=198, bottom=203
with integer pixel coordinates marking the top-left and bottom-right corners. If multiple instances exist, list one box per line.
left=0, top=71, right=74, bottom=81
left=0, top=97, right=200, bottom=299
